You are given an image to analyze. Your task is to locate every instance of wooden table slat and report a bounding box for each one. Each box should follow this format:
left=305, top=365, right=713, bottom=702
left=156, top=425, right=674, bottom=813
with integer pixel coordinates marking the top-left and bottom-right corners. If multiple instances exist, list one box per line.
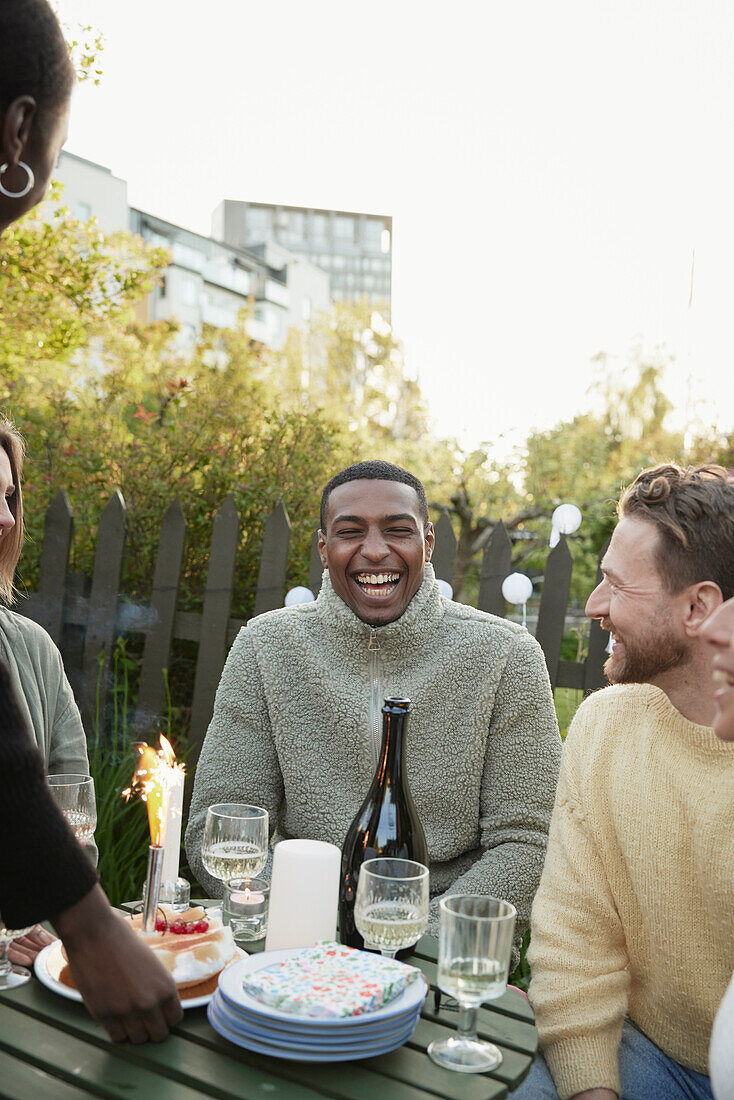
left=0, top=984, right=326, bottom=1100
left=182, top=1014, right=476, bottom=1100
left=0, top=1047, right=100, bottom=1100
left=409, top=1018, right=532, bottom=1089
left=0, top=1001, right=212, bottom=1100
left=360, top=1041, right=507, bottom=1100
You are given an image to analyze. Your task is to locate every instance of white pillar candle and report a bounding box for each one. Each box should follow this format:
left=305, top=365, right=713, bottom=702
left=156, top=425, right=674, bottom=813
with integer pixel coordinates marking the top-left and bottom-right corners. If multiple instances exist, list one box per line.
left=161, top=769, right=184, bottom=885
left=265, top=839, right=341, bottom=951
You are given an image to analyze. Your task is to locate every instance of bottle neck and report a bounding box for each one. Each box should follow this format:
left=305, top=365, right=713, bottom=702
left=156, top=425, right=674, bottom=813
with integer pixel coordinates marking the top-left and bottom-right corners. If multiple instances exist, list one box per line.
left=376, top=710, right=407, bottom=787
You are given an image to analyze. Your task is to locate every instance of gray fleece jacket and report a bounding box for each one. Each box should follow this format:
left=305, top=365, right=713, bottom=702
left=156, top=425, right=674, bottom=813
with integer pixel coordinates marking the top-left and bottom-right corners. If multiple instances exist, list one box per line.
left=186, top=564, right=561, bottom=956
left=0, top=607, right=97, bottom=866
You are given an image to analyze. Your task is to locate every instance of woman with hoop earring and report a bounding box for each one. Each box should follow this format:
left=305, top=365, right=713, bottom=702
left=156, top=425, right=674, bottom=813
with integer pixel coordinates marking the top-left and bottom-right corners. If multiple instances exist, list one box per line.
left=0, top=5, right=73, bottom=232
left=0, top=0, right=183, bottom=1044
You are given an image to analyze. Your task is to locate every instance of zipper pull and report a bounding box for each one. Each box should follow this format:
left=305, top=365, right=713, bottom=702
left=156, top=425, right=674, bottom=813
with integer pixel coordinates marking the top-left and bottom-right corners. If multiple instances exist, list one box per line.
left=368, top=627, right=380, bottom=651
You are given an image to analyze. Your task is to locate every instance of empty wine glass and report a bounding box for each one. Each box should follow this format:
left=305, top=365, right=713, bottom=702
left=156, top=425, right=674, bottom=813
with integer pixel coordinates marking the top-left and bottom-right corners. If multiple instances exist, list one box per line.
left=0, top=914, right=34, bottom=989
left=428, top=894, right=516, bottom=1073
left=201, top=804, right=269, bottom=892
left=354, top=857, right=429, bottom=958
left=47, top=774, right=96, bottom=845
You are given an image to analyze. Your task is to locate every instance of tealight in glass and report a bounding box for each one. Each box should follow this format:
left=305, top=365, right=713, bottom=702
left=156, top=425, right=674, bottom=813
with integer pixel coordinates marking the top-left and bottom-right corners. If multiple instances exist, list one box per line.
left=223, top=876, right=270, bottom=942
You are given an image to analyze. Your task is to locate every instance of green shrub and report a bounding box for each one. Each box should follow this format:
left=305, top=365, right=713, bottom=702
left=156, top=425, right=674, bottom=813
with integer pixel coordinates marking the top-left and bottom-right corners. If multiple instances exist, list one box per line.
left=89, top=638, right=189, bottom=907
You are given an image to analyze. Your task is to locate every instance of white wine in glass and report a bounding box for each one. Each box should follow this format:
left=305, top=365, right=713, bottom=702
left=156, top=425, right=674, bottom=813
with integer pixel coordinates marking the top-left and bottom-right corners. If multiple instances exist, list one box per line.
left=428, top=895, right=516, bottom=1073
left=201, top=804, right=269, bottom=889
left=354, top=858, right=429, bottom=958
left=47, top=774, right=96, bottom=845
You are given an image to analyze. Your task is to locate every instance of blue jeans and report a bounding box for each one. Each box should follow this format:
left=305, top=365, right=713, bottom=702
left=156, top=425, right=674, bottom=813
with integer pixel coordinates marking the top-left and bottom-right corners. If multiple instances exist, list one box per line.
left=511, top=1019, right=713, bottom=1099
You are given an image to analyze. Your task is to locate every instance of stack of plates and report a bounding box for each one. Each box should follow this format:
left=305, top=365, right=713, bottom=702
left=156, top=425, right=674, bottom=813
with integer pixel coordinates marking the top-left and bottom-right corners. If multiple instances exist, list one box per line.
left=208, top=948, right=427, bottom=1062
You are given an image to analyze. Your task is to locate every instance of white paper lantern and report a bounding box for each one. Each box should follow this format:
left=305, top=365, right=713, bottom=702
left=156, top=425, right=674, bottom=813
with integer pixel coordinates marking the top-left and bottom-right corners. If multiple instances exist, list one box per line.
left=550, top=503, right=583, bottom=547
left=284, top=586, right=316, bottom=606
left=436, top=578, right=454, bottom=600
left=501, top=573, right=533, bottom=605
left=502, top=572, right=533, bottom=629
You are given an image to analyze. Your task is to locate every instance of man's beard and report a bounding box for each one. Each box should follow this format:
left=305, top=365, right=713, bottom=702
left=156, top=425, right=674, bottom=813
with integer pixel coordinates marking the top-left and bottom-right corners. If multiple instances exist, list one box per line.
left=603, top=624, right=690, bottom=685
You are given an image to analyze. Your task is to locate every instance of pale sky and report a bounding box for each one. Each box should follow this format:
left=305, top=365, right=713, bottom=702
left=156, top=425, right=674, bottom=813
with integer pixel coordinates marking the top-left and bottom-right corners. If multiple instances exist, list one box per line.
left=54, top=0, right=734, bottom=453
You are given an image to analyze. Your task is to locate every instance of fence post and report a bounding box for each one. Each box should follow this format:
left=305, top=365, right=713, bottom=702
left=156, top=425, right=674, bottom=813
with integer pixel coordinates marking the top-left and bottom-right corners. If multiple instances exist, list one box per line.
left=584, top=541, right=609, bottom=695
left=535, top=536, right=573, bottom=691
left=189, top=495, right=240, bottom=760
left=59, top=571, right=89, bottom=698
left=134, top=498, right=187, bottom=734
left=80, top=490, right=127, bottom=736
left=477, top=521, right=511, bottom=616
left=309, top=530, right=323, bottom=597
left=252, top=502, right=291, bottom=618
left=33, top=489, right=74, bottom=644
left=431, top=509, right=456, bottom=585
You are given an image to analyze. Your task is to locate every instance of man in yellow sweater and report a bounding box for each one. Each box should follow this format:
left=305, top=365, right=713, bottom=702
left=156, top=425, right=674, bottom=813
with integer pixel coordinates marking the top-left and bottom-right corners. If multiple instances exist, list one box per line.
left=512, top=464, right=734, bottom=1100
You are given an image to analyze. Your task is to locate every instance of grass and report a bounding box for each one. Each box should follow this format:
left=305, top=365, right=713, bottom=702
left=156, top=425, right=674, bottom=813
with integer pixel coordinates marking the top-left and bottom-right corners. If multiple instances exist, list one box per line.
left=554, top=687, right=584, bottom=739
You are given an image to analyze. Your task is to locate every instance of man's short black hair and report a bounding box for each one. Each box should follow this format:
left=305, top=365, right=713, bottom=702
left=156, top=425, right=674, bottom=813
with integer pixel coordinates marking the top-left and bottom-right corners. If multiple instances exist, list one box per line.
left=320, top=460, right=429, bottom=532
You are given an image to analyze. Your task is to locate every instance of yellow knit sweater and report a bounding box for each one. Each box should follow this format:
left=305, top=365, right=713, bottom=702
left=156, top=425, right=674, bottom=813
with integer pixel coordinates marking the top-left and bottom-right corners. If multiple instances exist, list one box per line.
left=527, top=683, right=734, bottom=1099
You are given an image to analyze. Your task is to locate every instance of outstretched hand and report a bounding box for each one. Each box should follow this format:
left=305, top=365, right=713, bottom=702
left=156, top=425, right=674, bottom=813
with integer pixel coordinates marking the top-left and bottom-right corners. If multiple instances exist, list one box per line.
left=53, top=885, right=183, bottom=1043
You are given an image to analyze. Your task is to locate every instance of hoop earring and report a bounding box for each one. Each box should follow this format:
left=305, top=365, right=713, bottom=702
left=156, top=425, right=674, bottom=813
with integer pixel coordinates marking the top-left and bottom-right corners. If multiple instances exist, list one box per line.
left=0, top=161, right=35, bottom=199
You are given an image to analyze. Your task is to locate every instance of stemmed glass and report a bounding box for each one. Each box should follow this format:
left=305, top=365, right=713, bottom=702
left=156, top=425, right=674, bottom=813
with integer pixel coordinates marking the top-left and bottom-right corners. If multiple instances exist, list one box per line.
left=428, top=894, right=516, bottom=1073
left=0, top=914, right=34, bottom=989
left=354, top=858, right=429, bottom=959
left=47, top=774, right=96, bottom=845
left=201, top=804, right=269, bottom=892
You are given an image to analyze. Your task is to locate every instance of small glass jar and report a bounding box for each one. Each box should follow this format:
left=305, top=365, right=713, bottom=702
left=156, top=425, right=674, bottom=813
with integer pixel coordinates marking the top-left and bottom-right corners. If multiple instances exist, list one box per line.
left=158, top=877, right=191, bottom=911
left=223, top=877, right=270, bottom=942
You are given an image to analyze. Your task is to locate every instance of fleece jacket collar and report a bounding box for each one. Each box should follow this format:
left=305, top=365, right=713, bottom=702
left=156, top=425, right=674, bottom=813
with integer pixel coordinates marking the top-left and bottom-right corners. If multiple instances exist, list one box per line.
left=314, top=562, right=445, bottom=655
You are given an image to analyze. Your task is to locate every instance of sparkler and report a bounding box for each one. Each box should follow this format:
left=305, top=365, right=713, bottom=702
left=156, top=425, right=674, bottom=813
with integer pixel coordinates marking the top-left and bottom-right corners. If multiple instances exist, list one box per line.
left=123, top=734, right=186, bottom=932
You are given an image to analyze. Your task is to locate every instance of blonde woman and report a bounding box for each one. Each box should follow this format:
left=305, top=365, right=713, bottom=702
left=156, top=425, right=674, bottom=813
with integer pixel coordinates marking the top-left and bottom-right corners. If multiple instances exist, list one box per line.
left=0, top=419, right=93, bottom=805
left=0, top=418, right=98, bottom=969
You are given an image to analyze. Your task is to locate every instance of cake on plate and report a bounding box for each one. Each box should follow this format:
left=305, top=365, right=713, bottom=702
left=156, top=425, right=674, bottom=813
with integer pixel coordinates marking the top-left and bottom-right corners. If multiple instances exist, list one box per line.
left=53, top=904, right=237, bottom=998
left=127, top=904, right=237, bottom=990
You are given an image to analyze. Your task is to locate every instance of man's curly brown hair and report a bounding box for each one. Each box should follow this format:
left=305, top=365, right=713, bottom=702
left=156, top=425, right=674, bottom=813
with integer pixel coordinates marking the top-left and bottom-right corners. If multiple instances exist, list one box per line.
left=618, top=463, right=734, bottom=601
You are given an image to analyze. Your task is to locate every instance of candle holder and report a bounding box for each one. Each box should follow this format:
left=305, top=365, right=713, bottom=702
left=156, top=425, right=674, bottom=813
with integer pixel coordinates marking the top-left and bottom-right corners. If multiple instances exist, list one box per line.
left=142, top=845, right=164, bottom=933
left=223, top=876, right=270, bottom=942
left=159, top=876, right=191, bottom=911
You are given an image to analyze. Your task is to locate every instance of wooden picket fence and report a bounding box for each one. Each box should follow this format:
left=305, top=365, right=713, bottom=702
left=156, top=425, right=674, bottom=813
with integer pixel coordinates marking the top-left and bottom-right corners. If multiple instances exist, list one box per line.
left=19, top=490, right=608, bottom=761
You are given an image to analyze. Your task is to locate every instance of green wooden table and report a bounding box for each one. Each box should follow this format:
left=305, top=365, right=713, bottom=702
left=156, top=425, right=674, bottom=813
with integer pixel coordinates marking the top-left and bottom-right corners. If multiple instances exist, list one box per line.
left=0, top=905, right=536, bottom=1099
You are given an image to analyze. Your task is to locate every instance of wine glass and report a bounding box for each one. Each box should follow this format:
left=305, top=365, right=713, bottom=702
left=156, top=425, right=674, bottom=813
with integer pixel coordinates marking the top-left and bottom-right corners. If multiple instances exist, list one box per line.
left=354, top=857, right=429, bottom=958
left=427, top=894, right=516, bottom=1073
left=0, top=914, right=34, bottom=989
left=47, top=774, right=96, bottom=845
left=201, top=804, right=269, bottom=894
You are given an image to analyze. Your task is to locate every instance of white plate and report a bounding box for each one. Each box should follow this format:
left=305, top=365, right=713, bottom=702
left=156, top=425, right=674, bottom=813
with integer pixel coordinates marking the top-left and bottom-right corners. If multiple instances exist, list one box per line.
left=208, top=996, right=420, bottom=1062
left=217, top=947, right=428, bottom=1028
left=34, top=939, right=244, bottom=1010
left=210, top=991, right=421, bottom=1046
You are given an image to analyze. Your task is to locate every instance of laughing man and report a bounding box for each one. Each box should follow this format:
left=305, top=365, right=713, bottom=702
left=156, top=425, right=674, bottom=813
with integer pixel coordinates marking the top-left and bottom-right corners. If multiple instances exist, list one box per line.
left=186, top=460, right=561, bottom=954
left=512, top=464, right=734, bottom=1100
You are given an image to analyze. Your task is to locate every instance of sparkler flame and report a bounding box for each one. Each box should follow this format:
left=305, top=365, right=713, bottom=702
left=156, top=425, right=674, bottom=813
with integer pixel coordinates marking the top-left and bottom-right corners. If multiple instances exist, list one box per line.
left=122, top=734, right=185, bottom=846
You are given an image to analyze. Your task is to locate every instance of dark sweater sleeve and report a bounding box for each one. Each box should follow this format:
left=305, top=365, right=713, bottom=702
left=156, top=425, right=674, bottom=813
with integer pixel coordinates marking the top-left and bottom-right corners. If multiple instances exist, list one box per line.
left=0, top=658, right=97, bottom=929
